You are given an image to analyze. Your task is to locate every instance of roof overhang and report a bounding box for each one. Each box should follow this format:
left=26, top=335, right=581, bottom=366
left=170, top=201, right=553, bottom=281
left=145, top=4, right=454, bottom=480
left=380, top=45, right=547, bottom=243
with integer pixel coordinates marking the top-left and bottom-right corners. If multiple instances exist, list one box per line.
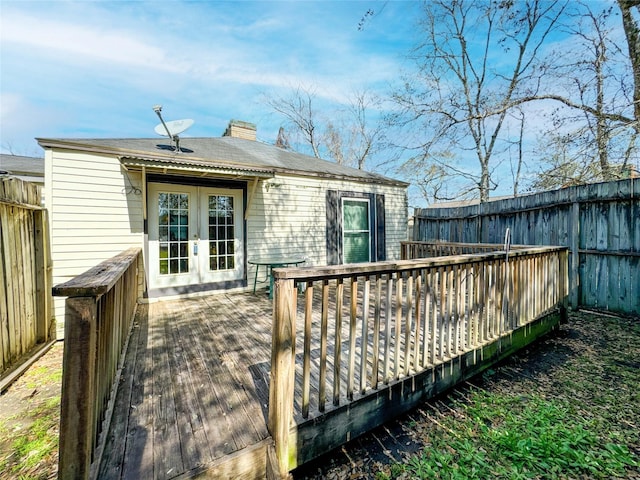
left=119, top=155, right=275, bottom=180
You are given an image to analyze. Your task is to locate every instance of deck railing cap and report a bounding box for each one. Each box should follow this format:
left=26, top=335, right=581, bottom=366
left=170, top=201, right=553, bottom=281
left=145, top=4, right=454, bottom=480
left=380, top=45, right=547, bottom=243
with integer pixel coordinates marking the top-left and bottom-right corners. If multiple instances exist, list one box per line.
left=52, top=247, right=141, bottom=298
left=274, top=245, right=567, bottom=281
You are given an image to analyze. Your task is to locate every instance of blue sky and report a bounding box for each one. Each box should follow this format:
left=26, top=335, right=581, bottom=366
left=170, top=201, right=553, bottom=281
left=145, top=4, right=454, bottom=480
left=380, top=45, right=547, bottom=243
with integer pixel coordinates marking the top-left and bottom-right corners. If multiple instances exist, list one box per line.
left=1, top=0, right=420, bottom=155
left=2, top=0, right=636, bottom=208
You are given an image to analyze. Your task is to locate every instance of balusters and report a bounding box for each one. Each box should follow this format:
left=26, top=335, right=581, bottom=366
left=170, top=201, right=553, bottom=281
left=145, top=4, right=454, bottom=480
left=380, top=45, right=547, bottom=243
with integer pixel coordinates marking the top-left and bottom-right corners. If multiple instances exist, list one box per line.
left=371, top=275, right=382, bottom=390
left=318, top=279, right=329, bottom=412
left=333, top=278, right=343, bottom=406
left=383, top=274, right=393, bottom=384
left=359, top=277, right=370, bottom=394
left=429, top=268, right=438, bottom=365
left=301, top=281, right=313, bottom=418
left=394, top=274, right=403, bottom=379
left=404, top=273, right=413, bottom=376
left=414, top=271, right=423, bottom=370
left=273, top=246, right=567, bottom=425
left=347, top=277, right=357, bottom=401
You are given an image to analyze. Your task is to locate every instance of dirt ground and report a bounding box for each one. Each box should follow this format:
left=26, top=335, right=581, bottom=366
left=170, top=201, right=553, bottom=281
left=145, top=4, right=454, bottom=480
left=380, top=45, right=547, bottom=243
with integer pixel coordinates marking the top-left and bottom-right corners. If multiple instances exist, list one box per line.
left=0, top=342, right=63, bottom=479
left=0, top=311, right=638, bottom=480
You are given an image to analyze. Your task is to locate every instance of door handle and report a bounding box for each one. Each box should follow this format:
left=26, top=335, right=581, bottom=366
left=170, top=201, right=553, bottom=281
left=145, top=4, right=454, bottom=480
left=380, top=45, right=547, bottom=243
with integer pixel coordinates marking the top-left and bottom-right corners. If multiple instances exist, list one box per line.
left=193, top=243, right=198, bottom=256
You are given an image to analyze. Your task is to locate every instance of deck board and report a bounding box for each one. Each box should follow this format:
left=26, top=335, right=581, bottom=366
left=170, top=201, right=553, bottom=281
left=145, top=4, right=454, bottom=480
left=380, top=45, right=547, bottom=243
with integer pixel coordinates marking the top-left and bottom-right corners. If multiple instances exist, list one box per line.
left=99, top=293, right=275, bottom=479
left=153, top=308, right=184, bottom=480
left=165, top=316, right=210, bottom=470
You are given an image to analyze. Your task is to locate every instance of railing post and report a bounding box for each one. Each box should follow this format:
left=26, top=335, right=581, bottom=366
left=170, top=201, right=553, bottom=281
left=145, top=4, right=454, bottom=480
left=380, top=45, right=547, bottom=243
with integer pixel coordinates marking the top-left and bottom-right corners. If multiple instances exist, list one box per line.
left=59, top=296, right=98, bottom=480
left=268, top=277, right=297, bottom=475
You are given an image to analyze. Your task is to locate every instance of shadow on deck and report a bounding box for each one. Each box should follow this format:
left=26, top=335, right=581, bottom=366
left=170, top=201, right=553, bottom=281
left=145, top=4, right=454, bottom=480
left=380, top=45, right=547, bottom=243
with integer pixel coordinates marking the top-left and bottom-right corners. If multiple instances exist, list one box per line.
left=97, top=293, right=274, bottom=480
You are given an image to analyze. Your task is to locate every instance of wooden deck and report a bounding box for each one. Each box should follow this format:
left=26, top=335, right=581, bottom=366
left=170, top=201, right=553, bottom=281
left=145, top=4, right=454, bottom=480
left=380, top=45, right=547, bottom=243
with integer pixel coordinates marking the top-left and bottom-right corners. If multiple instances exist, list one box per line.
left=97, top=293, right=275, bottom=479
left=53, top=244, right=567, bottom=479
left=93, top=252, right=566, bottom=478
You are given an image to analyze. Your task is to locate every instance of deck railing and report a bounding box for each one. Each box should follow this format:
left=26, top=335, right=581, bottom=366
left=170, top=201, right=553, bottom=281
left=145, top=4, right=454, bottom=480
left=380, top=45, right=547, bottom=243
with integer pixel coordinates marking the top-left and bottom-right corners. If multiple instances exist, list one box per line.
left=53, top=248, right=142, bottom=480
left=268, top=244, right=568, bottom=474
left=400, top=240, right=529, bottom=259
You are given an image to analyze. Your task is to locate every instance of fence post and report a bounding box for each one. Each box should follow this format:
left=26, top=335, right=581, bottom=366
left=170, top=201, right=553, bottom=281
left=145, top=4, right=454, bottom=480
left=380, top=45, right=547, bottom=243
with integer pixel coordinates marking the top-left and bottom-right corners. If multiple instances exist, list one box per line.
left=569, top=201, right=580, bottom=309
left=268, top=277, right=297, bottom=475
left=33, top=209, right=52, bottom=343
left=58, top=296, right=98, bottom=480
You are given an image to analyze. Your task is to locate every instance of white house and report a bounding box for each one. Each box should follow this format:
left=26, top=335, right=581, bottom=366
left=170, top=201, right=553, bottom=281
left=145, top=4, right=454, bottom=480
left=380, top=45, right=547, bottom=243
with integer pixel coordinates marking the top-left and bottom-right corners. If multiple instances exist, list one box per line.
left=38, top=120, right=409, bottom=337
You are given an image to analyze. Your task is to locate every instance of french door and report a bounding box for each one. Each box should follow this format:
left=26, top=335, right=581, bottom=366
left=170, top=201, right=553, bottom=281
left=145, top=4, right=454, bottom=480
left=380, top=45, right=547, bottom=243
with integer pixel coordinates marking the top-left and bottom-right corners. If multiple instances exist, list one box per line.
left=147, top=183, right=244, bottom=290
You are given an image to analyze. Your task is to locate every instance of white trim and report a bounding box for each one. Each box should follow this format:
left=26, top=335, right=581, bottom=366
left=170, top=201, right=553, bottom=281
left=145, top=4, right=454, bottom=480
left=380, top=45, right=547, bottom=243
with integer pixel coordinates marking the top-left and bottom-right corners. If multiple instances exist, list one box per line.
left=146, top=183, right=245, bottom=290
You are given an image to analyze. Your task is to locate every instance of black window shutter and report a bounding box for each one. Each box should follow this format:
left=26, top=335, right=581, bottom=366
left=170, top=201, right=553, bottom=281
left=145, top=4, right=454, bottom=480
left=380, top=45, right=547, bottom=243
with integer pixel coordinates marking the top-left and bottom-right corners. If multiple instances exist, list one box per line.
left=376, top=194, right=386, bottom=261
left=326, top=190, right=341, bottom=265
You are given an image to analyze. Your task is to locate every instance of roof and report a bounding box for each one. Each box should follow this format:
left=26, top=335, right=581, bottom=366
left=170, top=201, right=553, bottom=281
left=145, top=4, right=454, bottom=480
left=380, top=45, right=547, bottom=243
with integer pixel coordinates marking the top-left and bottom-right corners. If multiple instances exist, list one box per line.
left=36, top=136, right=408, bottom=187
left=0, top=154, right=44, bottom=184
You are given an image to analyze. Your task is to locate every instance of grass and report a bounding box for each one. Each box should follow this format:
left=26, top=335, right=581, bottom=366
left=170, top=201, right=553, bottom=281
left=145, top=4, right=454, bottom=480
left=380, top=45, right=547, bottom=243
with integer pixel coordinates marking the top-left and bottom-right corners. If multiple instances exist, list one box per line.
left=0, top=396, right=60, bottom=480
left=0, top=344, right=63, bottom=480
left=24, top=367, right=62, bottom=391
left=385, top=391, right=637, bottom=479
left=293, top=312, right=639, bottom=479
left=378, top=314, right=640, bottom=480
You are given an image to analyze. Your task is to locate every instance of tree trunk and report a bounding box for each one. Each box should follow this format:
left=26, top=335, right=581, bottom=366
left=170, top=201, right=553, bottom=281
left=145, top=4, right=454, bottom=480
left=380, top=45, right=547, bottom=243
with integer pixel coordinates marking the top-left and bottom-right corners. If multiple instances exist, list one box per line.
left=618, top=0, right=640, bottom=133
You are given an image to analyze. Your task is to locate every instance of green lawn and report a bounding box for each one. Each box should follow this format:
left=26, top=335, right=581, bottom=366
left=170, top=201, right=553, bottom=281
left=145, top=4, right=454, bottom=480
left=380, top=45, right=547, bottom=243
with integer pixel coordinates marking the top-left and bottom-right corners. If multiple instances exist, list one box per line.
left=295, top=311, right=640, bottom=480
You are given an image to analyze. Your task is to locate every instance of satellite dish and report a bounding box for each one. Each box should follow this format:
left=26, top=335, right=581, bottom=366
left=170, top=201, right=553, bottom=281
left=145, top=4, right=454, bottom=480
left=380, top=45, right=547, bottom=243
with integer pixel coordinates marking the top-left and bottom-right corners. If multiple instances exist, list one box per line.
left=154, top=118, right=194, bottom=137
left=152, top=105, right=194, bottom=153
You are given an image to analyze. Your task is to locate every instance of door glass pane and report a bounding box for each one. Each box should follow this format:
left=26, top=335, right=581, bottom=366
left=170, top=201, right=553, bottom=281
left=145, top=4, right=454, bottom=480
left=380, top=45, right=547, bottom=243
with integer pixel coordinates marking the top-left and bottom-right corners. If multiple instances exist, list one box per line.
left=158, top=192, right=189, bottom=275
left=208, top=195, right=235, bottom=272
left=343, top=199, right=370, bottom=263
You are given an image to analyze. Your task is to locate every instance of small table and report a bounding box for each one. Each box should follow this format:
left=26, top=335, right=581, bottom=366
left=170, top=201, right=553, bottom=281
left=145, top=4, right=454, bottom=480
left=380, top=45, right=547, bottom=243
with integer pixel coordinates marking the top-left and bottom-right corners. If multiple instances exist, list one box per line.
left=248, top=257, right=306, bottom=298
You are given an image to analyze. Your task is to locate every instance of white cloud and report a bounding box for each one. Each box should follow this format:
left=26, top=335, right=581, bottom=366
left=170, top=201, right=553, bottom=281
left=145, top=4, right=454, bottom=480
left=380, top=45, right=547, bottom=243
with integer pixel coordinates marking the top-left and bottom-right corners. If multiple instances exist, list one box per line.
left=0, top=0, right=419, bottom=153
left=3, top=13, right=203, bottom=77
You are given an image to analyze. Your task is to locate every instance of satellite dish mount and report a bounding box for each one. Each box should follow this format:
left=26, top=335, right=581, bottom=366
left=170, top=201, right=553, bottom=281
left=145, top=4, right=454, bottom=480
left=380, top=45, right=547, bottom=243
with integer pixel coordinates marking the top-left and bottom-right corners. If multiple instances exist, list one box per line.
left=152, top=105, right=194, bottom=153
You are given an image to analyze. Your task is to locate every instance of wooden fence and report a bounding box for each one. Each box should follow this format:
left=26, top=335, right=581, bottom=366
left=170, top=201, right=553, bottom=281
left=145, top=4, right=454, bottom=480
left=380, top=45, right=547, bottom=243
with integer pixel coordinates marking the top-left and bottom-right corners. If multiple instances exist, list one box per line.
left=0, top=176, right=54, bottom=382
left=413, top=179, right=639, bottom=316
left=53, top=248, right=142, bottom=480
left=268, top=245, right=568, bottom=474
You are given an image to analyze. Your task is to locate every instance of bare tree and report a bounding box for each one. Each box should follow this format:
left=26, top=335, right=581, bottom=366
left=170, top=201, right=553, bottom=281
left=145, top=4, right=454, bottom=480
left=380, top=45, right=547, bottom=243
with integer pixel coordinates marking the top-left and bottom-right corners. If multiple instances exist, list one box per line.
left=264, top=85, right=322, bottom=158
left=618, top=0, right=640, bottom=132
left=398, top=154, right=475, bottom=205
left=265, top=86, right=385, bottom=170
left=392, top=0, right=567, bottom=202
left=508, top=107, right=526, bottom=197
left=529, top=1, right=638, bottom=188
left=529, top=131, right=604, bottom=190
left=324, top=90, right=385, bottom=169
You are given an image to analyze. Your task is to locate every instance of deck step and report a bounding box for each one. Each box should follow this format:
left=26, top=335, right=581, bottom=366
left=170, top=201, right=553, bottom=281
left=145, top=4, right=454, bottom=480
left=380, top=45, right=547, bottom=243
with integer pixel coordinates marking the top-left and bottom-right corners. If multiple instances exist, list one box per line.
left=174, top=437, right=273, bottom=480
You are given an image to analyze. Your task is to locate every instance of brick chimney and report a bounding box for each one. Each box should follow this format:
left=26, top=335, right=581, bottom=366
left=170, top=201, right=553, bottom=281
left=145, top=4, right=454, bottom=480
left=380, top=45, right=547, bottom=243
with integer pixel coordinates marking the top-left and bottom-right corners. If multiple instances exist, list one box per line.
left=223, top=120, right=257, bottom=141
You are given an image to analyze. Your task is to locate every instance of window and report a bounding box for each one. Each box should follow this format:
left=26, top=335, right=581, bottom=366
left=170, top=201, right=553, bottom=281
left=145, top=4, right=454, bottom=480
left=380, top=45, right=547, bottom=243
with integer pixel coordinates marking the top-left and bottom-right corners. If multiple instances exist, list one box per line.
left=342, top=199, right=370, bottom=263
left=326, top=190, right=385, bottom=265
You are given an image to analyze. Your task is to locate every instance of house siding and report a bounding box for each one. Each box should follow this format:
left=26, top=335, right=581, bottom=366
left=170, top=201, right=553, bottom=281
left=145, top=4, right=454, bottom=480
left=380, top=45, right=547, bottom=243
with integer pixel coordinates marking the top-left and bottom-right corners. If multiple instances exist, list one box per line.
left=45, top=148, right=407, bottom=338
left=46, top=150, right=143, bottom=338
left=244, top=174, right=407, bottom=281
